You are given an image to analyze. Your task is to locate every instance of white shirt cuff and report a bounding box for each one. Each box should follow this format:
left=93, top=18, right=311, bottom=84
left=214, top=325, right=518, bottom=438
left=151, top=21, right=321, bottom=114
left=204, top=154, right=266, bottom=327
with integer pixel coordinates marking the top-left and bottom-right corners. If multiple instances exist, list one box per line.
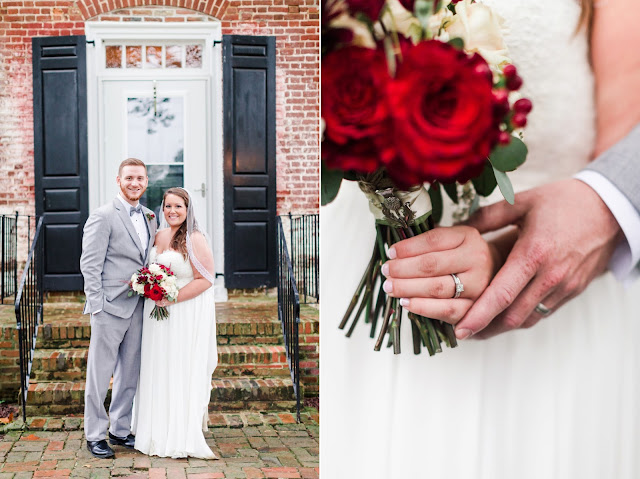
left=574, top=170, right=640, bottom=284
left=92, top=309, right=102, bottom=315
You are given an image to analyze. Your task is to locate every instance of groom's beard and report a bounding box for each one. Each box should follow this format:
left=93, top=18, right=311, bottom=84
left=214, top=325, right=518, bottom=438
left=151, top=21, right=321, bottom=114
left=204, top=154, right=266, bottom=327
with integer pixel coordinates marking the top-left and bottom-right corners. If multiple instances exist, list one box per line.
left=120, top=184, right=146, bottom=202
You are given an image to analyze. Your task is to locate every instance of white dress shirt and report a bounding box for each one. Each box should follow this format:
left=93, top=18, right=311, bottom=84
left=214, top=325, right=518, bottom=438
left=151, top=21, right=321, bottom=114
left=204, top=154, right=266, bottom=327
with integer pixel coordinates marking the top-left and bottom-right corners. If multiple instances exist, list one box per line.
left=117, top=193, right=149, bottom=253
left=575, top=170, right=640, bottom=285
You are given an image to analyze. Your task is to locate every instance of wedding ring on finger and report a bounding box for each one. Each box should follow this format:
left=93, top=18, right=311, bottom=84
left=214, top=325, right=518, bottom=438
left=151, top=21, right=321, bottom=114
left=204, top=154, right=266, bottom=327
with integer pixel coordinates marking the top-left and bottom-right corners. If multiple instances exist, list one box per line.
left=451, top=273, right=464, bottom=299
left=534, top=302, right=552, bottom=316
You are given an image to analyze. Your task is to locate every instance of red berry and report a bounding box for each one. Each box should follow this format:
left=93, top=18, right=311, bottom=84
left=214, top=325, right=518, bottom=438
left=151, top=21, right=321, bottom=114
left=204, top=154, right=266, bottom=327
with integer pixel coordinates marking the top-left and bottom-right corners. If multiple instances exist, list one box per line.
left=498, top=131, right=511, bottom=145
left=492, top=89, right=509, bottom=117
left=514, top=98, right=533, bottom=114
left=493, top=89, right=508, bottom=103
left=506, top=75, right=523, bottom=91
left=512, top=113, right=527, bottom=128
left=503, top=64, right=517, bottom=78
left=474, top=62, right=491, bottom=81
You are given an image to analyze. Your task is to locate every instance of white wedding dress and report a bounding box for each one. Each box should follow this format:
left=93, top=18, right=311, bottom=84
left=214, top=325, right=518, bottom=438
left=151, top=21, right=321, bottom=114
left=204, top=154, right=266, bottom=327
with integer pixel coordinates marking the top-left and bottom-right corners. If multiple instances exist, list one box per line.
left=132, top=246, right=218, bottom=459
left=321, top=1, right=640, bottom=478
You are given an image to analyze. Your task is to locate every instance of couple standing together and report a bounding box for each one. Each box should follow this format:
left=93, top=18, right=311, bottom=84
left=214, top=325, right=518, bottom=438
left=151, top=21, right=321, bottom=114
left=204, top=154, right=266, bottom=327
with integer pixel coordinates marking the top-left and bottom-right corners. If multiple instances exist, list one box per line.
left=80, top=158, right=218, bottom=460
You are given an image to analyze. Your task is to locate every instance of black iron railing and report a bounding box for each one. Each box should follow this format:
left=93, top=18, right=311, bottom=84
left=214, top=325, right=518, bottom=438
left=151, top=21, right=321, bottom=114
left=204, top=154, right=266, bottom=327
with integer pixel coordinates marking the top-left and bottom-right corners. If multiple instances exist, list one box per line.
left=287, top=214, right=319, bottom=304
left=15, top=216, right=44, bottom=424
left=1, top=213, right=19, bottom=300
left=277, top=216, right=301, bottom=422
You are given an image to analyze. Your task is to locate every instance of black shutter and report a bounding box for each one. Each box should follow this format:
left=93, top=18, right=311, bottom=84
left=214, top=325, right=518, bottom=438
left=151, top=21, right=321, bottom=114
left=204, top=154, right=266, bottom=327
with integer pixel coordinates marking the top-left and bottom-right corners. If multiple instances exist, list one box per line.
left=32, top=36, right=88, bottom=291
left=223, top=35, right=277, bottom=288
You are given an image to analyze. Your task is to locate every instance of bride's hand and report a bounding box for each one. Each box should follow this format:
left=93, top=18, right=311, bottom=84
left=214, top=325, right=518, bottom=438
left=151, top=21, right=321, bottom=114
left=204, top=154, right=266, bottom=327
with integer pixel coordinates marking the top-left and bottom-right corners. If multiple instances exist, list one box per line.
left=382, top=226, right=498, bottom=325
left=155, top=298, right=171, bottom=308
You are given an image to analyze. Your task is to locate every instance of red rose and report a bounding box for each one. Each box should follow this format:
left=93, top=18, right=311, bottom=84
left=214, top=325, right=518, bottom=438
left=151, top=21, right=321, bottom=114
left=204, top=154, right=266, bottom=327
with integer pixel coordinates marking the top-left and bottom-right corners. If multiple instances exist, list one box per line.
left=386, top=41, right=499, bottom=184
left=148, top=285, right=164, bottom=301
left=344, top=0, right=386, bottom=20
left=322, top=137, right=380, bottom=174
left=322, top=46, right=391, bottom=173
left=143, top=284, right=152, bottom=296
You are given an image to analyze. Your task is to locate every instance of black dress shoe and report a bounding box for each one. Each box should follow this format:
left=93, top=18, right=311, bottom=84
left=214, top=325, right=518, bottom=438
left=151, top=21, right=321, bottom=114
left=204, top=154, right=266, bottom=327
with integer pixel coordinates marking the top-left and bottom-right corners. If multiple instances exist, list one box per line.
left=108, top=432, right=136, bottom=449
left=86, top=440, right=115, bottom=459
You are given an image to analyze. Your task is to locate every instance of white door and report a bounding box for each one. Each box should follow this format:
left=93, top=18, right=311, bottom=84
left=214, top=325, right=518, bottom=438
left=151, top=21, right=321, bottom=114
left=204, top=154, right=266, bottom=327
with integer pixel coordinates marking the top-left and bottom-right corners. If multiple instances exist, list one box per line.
left=102, top=79, right=210, bottom=232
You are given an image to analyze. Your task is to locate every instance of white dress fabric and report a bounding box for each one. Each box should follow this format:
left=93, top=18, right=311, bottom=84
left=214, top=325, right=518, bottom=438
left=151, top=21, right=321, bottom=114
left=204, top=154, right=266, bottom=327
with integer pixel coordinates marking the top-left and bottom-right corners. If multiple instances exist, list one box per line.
left=132, top=246, right=218, bottom=459
left=320, top=1, right=640, bottom=478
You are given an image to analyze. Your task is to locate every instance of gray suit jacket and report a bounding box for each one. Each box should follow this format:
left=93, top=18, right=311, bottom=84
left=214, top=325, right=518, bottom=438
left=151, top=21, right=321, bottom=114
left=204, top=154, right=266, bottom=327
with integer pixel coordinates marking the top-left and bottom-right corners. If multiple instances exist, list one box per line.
left=584, top=123, right=640, bottom=272
left=585, top=123, right=640, bottom=212
left=80, top=198, right=157, bottom=318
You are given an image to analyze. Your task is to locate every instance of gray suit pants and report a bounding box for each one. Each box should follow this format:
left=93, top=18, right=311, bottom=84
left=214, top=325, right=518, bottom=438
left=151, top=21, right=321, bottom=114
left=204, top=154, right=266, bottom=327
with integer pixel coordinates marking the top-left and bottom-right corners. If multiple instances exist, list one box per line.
left=84, top=299, right=144, bottom=441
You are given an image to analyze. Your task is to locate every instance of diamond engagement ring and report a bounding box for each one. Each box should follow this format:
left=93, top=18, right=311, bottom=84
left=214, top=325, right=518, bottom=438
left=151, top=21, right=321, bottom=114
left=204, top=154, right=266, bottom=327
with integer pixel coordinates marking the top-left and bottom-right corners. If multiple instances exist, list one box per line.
left=451, top=273, right=464, bottom=299
left=534, top=303, right=552, bottom=316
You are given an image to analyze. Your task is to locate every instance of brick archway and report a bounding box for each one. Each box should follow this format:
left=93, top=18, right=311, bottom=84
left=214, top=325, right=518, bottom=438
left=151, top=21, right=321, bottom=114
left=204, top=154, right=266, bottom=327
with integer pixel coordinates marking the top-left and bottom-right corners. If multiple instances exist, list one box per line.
left=76, top=0, right=229, bottom=20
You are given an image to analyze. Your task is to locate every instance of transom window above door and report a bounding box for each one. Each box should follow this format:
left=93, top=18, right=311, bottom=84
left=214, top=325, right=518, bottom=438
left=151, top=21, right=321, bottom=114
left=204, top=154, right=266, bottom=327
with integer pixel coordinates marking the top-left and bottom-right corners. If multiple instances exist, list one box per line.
left=105, top=43, right=204, bottom=70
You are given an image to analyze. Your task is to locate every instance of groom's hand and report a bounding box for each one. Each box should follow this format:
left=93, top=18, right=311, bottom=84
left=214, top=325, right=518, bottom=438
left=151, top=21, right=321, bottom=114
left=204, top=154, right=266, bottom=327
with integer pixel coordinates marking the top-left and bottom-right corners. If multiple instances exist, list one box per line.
left=454, top=179, right=623, bottom=340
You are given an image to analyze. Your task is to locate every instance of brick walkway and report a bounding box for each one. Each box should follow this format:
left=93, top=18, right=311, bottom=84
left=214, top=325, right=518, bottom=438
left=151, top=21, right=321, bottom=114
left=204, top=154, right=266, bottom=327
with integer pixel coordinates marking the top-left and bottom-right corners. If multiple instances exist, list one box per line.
left=0, top=412, right=318, bottom=479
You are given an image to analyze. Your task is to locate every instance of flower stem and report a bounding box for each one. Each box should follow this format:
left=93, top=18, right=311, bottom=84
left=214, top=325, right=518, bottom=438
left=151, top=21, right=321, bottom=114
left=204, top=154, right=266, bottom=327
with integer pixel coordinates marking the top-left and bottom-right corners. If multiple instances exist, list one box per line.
left=339, top=243, right=378, bottom=330
left=374, top=297, right=394, bottom=352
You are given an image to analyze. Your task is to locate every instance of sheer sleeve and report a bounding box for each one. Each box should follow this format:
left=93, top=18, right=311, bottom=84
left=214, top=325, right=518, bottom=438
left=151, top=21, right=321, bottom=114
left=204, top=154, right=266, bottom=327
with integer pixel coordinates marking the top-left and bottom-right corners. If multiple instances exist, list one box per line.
left=187, top=231, right=215, bottom=286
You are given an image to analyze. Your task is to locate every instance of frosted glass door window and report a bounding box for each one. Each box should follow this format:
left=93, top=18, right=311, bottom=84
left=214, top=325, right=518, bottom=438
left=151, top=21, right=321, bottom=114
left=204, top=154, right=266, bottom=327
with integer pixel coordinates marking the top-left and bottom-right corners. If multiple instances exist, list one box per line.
left=127, top=97, right=185, bottom=215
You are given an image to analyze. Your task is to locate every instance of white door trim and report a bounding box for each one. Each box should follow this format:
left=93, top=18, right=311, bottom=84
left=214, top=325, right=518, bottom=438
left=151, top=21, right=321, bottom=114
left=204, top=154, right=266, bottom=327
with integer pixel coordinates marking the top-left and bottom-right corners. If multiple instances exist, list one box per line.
left=85, top=22, right=226, bottom=296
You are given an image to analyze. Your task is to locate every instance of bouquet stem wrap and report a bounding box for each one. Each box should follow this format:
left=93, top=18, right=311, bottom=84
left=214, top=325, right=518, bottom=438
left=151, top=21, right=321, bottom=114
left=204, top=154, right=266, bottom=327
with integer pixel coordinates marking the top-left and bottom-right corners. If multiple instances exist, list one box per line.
left=338, top=175, right=457, bottom=356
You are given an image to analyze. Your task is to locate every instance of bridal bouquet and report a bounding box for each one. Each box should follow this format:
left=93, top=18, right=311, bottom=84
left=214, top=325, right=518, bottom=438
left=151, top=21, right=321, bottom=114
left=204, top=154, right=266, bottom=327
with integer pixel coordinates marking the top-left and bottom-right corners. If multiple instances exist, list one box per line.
left=322, top=0, right=532, bottom=355
left=128, top=263, right=179, bottom=320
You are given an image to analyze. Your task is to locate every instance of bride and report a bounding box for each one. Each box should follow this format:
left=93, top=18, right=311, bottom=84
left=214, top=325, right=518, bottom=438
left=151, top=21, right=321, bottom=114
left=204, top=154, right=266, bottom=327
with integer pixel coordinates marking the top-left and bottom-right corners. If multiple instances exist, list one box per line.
left=321, top=0, right=640, bottom=478
left=132, top=187, right=218, bottom=459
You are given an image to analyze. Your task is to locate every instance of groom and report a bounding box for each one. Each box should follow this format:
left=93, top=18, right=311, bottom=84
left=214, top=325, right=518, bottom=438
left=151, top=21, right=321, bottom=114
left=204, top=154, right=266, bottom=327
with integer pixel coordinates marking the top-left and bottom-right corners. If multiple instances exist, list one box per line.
left=80, top=158, right=156, bottom=459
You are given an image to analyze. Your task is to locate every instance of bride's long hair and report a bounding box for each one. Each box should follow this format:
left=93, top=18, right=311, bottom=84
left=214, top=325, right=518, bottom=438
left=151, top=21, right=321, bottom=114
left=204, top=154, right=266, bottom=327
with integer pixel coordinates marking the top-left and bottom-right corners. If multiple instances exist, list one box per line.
left=579, top=0, right=594, bottom=34
left=163, top=187, right=190, bottom=259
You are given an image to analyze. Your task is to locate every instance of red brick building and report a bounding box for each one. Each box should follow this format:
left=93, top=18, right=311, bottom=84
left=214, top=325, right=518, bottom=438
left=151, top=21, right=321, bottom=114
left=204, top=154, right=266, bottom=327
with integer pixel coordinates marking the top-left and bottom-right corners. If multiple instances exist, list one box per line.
left=0, top=0, right=319, bottom=291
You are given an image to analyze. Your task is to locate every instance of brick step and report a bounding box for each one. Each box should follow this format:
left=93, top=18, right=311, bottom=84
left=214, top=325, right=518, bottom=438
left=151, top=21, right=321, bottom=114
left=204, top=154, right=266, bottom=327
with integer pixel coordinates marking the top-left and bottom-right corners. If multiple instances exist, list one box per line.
left=25, top=377, right=296, bottom=416
left=30, top=345, right=291, bottom=381
left=36, top=316, right=317, bottom=349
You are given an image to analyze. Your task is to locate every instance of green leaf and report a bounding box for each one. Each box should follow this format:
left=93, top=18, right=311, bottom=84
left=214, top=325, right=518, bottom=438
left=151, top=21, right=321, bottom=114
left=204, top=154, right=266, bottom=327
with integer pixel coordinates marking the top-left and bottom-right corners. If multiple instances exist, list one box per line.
left=489, top=136, right=528, bottom=172
left=442, top=182, right=458, bottom=204
left=472, top=161, right=498, bottom=196
left=321, top=163, right=344, bottom=206
left=414, top=0, right=435, bottom=34
left=428, top=182, right=443, bottom=224
left=492, top=167, right=515, bottom=205
left=448, top=37, right=465, bottom=50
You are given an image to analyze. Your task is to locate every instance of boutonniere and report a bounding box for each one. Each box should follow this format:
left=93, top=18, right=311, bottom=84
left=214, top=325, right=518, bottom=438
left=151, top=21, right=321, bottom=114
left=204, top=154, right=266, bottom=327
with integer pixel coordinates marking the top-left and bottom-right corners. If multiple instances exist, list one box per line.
left=146, top=212, right=155, bottom=222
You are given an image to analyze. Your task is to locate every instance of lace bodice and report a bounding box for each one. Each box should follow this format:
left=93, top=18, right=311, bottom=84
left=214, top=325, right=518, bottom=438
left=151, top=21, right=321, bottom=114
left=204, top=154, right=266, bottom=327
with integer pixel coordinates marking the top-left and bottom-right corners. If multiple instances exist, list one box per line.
left=150, top=246, right=194, bottom=288
left=484, top=0, right=595, bottom=191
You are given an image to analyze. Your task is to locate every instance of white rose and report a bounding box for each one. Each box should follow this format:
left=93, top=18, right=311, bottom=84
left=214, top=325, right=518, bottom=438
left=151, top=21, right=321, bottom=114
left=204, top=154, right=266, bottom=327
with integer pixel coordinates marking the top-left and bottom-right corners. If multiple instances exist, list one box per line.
left=377, top=0, right=422, bottom=44
left=133, top=283, right=145, bottom=295
left=130, top=273, right=138, bottom=284
left=429, top=2, right=455, bottom=40
left=148, top=263, right=161, bottom=274
left=329, top=12, right=377, bottom=49
left=445, top=0, right=510, bottom=70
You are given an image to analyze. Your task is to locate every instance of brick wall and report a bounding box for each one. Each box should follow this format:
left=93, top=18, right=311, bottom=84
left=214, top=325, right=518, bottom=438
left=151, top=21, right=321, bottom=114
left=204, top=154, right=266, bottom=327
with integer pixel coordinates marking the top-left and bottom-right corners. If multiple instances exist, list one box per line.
left=0, top=0, right=319, bottom=222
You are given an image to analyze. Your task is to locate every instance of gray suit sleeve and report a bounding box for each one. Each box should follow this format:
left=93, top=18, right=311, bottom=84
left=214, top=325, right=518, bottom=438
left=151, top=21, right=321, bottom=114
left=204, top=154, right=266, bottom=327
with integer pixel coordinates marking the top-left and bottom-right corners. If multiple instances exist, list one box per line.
left=80, top=210, right=110, bottom=313
left=584, top=124, right=640, bottom=212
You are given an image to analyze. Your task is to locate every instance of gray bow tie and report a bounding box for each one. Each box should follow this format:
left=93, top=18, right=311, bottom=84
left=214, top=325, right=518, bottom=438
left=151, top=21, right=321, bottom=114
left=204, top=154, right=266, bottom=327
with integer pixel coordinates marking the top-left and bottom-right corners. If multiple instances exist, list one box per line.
left=129, top=205, right=142, bottom=216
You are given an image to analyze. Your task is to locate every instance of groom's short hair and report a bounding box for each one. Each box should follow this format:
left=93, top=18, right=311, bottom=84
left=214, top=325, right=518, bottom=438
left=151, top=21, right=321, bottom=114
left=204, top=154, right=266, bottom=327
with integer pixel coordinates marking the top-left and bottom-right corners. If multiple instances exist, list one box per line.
left=118, top=158, right=147, bottom=176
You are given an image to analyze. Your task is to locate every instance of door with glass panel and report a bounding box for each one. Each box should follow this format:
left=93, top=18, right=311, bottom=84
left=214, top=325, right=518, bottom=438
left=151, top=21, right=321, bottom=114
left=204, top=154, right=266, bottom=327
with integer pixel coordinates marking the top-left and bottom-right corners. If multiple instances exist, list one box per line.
left=102, top=78, right=209, bottom=232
